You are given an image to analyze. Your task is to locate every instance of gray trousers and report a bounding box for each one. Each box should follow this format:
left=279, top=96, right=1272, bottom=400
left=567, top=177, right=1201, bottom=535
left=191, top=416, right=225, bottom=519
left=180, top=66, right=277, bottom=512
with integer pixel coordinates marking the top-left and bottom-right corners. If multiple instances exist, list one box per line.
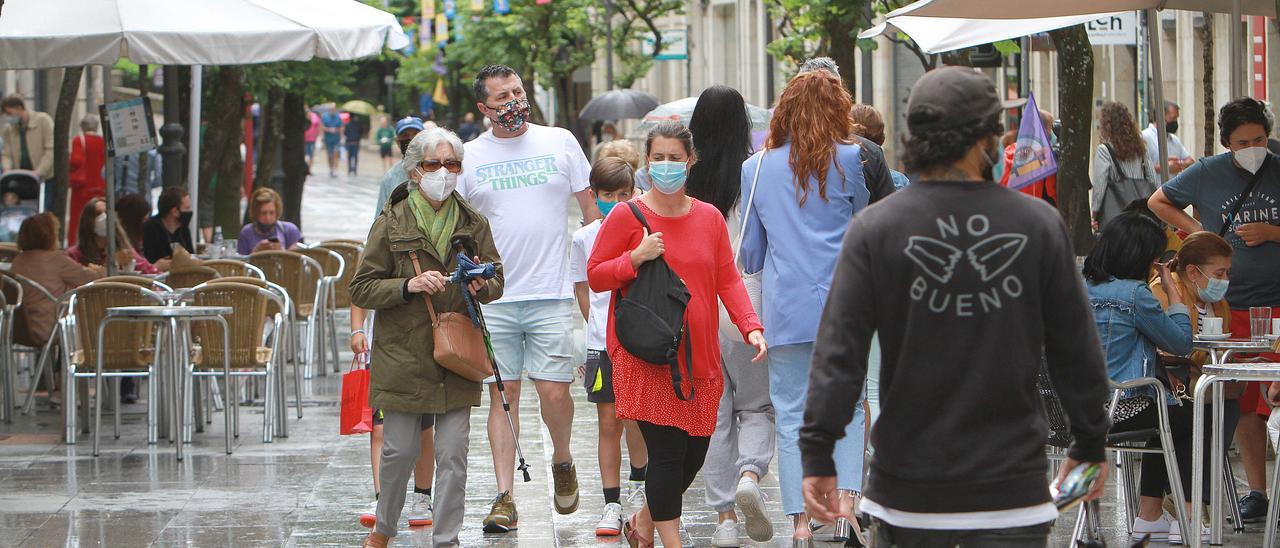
left=375, top=407, right=470, bottom=548
left=704, top=336, right=777, bottom=512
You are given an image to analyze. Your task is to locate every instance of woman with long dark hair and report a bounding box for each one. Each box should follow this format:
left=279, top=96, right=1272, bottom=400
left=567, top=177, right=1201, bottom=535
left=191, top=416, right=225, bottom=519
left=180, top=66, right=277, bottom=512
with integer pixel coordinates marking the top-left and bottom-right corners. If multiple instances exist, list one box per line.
left=1092, top=101, right=1160, bottom=231
left=738, top=70, right=870, bottom=546
left=686, top=85, right=776, bottom=546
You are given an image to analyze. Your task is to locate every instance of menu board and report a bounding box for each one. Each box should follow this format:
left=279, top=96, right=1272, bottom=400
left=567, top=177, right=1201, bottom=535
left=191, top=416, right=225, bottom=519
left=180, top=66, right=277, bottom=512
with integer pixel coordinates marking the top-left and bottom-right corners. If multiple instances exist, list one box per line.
left=99, top=97, right=157, bottom=157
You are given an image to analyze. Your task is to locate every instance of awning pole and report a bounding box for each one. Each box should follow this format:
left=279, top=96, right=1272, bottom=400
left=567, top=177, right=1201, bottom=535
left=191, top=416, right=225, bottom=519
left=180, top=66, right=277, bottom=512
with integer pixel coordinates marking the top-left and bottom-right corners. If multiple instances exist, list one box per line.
left=1147, top=9, right=1170, bottom=185
left=188, top=65, right=202, bottom=242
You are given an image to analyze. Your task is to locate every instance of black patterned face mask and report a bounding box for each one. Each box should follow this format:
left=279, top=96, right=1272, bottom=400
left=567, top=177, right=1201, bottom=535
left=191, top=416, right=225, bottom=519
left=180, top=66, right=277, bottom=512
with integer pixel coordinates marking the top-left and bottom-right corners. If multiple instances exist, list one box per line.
left=493, top=97, right=530, bottom=133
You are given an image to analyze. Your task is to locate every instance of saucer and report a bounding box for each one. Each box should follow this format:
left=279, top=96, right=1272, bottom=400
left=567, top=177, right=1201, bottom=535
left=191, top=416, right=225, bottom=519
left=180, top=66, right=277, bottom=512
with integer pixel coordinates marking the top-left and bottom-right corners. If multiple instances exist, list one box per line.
left=1197, top=333, right=1232, bottom=341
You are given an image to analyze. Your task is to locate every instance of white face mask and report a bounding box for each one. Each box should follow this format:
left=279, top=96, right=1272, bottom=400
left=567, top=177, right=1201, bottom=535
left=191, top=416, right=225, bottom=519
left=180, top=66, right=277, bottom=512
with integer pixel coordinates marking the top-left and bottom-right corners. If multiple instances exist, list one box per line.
left=93, top=213, right=108, bottom=238
left=415, top=167, right=457, bottom=201
left=1234, top=146, right=1268, bottom=174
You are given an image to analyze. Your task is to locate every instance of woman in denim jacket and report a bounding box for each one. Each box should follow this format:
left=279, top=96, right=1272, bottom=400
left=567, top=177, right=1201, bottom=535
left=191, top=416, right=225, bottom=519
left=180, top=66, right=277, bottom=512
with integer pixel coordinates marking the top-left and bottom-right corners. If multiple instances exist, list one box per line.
left=1084, top=212, right=1197, bottom=541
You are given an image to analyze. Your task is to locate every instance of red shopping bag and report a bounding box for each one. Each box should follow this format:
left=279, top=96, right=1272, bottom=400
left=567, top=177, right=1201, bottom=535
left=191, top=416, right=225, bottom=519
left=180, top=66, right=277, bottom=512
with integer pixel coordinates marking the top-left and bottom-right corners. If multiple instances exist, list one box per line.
left=340, top=353, right=374, bottom=435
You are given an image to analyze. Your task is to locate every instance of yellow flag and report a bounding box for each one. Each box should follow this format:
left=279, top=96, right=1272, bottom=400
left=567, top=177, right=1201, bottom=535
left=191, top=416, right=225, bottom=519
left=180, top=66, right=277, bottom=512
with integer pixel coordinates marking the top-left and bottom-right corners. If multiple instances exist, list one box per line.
left=471, top=0, right=483, bottom=12
left=433, top=78, right=449, bottom=106
left=422, top=0, right=434, bottom=19
left=435, top=13, right=448, bottom=44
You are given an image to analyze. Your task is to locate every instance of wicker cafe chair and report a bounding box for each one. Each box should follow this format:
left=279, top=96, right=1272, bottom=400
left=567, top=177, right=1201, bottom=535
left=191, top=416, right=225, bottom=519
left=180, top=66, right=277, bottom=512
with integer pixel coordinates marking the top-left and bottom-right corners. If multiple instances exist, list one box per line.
left=162, top=266, right=220, bottom=290
left=185, top=282, right=285, bottom=444
left=0, top=243, right=19, bottom=262
left=296, top=247, right=345, bottom=374
left=58, top=282, right=164, bottom=451
left=207, top=275, right=302, bottom=426
left=319, top=238, right=364, bottom=247
left=203, top=259, right=266, bottom=280
left=1038, top=366, right=1196, bottom=544
left=8, top=273, right=65, bottom=416
left=316, top=242, right=361, bottom=310
left=249, top=250, right=324, bottom=378
left=95, top=275, right=174, bottom=294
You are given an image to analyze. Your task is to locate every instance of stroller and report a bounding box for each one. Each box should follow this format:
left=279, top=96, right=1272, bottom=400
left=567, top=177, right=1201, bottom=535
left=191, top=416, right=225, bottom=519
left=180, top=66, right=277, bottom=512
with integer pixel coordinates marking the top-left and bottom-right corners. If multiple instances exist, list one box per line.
left=0, top=170, right=43, bottom=242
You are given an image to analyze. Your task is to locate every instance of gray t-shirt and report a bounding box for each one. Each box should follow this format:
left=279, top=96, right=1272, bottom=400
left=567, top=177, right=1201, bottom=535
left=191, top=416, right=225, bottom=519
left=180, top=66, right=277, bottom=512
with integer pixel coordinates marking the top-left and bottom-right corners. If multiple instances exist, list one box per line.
left=1162, top=151, right=1280, bottom=308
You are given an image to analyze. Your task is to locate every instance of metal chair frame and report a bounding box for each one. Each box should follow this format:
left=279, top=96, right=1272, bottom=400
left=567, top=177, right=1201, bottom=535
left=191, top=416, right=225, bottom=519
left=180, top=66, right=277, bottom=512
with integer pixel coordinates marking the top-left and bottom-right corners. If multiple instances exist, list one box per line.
left=249, top=251, right=325, bottom=381
left=298, top=247, right=345, bottom=376
left=203, top=259, right=266, bottom=280
left=207, top=276, right=303, bottom=425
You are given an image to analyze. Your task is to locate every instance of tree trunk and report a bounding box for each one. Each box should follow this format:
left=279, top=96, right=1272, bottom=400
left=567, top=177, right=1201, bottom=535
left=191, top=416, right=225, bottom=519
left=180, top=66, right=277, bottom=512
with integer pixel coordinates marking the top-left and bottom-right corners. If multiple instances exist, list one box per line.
left=199, top=67, right=246, bottom=239
left=52, top=66, right=83, bottom=237
left=1203, top=12, right=1216, bottom=157
left=281, top=92, right=308, bottom=230
left=823, top=17, right=857, bottom=99
left=1048, top=25, right=1096, bottom=254
left=252, top=86, right=284, bottom=194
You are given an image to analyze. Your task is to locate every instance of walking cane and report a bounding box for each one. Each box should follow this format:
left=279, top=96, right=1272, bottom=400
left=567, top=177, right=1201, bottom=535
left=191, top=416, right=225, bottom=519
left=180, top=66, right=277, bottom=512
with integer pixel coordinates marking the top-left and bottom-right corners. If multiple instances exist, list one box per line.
left=449, top=239, right=532, bottom=483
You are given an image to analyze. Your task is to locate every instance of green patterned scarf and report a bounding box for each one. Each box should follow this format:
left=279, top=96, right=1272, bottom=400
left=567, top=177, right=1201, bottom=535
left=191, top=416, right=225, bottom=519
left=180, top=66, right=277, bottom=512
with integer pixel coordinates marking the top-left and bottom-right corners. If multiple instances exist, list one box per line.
left=407, top=189, right=459, bottom=260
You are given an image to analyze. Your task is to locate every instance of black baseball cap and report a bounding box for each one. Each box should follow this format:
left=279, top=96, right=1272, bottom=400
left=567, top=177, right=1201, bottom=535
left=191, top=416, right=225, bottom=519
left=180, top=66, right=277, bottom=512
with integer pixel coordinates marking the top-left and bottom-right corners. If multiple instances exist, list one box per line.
left=906, top=67, right=1003, bottom=134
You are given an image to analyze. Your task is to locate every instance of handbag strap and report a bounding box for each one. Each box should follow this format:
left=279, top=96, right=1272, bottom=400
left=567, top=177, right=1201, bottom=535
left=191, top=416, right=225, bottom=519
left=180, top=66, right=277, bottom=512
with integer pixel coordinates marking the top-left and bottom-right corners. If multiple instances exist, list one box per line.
left=407, top=250, right=439, bottom=325
left=1219, top=156, right=1270, bottom=238
left=622, top=201, right=695, bottom=401
left=734, top=149, right=766, bottom=259
left=625, top=201, right=652, bottom=234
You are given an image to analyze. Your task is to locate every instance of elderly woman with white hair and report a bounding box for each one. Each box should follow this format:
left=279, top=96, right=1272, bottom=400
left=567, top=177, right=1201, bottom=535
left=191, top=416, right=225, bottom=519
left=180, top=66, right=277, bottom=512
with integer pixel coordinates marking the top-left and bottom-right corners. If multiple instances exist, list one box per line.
left=351, top=127, right=505, bottom=548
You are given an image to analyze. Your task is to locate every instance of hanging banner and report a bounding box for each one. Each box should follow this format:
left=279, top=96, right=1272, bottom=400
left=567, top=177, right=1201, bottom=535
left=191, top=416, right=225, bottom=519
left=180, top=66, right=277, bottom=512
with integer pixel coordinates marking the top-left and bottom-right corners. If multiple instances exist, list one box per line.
left=536, top=0, right=550, bottom=4
left=444, top=0, right=456, bottom=18
left=1007, top=92, right=1058, bottom=190
left=433, top=78, right=450, bottom=106
left=435, top=14, right=449, bottom=44
left=493, top=0, right=510, bottom=14
left=420, top=18, right=432, bottom=47
left=471, top=0, right=484, bottom=13
left=422, top=0, right=434, bottom=20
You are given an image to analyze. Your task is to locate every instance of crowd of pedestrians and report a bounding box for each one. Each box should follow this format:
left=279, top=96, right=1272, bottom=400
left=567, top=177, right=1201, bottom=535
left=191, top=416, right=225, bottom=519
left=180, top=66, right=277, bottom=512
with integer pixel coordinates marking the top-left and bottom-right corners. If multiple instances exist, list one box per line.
left=342, top=52, right=1280, bottom=547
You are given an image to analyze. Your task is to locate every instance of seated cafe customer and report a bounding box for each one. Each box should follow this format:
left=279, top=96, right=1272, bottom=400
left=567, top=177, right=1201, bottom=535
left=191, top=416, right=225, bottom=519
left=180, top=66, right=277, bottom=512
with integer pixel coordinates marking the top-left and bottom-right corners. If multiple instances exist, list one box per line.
left=142, top=186, right=194, bottom=264
left=67, top=198, right=160, bottom=275
left=238, top=188, right=302, bottom=254
left=1085, top=212, right=1204, bottom=543
left=10, top=213, right=103, bottom=347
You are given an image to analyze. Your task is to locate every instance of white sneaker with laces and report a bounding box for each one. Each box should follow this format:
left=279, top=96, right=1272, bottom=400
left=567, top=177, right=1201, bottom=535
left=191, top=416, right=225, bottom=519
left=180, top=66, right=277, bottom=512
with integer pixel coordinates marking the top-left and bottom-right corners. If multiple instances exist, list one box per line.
left=734, top=476, right=774, bottom=542
left=1131, top=512, right=1171, bottom=541
left=406, top=492, right=433, bottom=527
left=712, top=519, right=741, bottom=547
left=626, top=480, right=646, bottom=507
left=1168, top=519, right=1210, bottom=545
left=358, top=499, right=378, bottom=528
left=595, top=502, right=624, bottom=536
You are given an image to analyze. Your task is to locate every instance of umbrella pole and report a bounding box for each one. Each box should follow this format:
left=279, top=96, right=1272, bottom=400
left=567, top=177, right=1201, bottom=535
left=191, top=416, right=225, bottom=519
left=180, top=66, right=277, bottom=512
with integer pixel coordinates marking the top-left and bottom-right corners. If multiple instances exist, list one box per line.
left=1147, top=9, right=1169, bottom=185
left=1231, top=0, right=1242, bottom=98
left=104, top=65, right=117, bottom=276
left=188, top=66, right=202, bottom=241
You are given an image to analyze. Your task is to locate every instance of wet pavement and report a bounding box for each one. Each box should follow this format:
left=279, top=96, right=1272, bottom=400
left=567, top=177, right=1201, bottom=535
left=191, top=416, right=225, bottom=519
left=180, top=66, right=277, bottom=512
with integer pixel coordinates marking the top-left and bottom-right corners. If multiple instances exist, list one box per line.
left=0, top=163, right=1271, bottom=546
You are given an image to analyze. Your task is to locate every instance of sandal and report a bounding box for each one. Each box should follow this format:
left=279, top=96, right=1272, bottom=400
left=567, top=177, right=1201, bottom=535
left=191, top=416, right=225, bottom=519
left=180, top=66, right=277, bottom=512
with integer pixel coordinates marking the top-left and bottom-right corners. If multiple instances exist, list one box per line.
left=623, top=514, right=654, bottom=548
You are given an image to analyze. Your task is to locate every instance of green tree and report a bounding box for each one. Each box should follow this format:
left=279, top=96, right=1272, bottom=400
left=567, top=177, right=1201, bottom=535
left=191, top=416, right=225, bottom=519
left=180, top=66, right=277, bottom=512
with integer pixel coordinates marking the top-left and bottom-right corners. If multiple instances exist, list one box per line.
left=766, top=0, right=871, bottom=97
left=603, top=0, right=686, bottom=89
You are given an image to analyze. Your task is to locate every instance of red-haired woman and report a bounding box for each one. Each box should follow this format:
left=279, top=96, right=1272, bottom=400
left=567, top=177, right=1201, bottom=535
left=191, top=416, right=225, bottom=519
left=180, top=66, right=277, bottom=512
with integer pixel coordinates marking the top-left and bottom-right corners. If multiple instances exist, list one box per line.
left=738, top=70, right=872, bottom=545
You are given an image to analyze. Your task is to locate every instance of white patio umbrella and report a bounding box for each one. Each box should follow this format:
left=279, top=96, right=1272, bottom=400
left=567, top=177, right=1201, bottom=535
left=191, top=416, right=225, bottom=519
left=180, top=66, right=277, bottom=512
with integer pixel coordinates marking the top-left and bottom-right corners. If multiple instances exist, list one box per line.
left=0, top=0, right=407, bottom=263
left=859, top=13, right=1126, bottom=55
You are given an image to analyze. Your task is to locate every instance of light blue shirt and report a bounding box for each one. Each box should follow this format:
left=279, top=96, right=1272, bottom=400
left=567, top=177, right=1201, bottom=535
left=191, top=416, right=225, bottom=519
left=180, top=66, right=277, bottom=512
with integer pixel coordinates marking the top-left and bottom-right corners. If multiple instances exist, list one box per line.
left=376, top=161, right=408, bottom=216
left=739, top=142, right=869, bottom=346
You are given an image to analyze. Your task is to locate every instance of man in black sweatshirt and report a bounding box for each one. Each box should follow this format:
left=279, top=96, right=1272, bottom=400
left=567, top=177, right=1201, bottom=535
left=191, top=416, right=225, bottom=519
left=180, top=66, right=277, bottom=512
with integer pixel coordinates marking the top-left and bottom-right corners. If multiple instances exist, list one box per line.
left=799, top=67, right=1112, bottom=545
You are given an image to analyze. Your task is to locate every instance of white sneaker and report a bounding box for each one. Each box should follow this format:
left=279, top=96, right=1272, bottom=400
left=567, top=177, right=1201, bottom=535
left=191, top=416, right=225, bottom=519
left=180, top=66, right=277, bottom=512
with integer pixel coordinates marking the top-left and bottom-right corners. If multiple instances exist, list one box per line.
left=626, top=480, right=646, bottom=507
left=734, top=476, right=774, bottom=542
left=595, top=502, right=623, bottom=536
left=406, top=492, right=433, bottom=527
left=1131, top=512, right=1171, bottom=541
left=712, top=519, right=741, bottom=547
left=358, top=499, right=378, bottom=528
left=1168, top=519, right=1210, bottom=545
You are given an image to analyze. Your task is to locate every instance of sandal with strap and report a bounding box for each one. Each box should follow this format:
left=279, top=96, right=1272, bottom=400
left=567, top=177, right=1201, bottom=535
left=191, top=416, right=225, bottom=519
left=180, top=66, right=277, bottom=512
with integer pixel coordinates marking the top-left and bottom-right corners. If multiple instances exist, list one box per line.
left=623, top=514, right=654, bottom=548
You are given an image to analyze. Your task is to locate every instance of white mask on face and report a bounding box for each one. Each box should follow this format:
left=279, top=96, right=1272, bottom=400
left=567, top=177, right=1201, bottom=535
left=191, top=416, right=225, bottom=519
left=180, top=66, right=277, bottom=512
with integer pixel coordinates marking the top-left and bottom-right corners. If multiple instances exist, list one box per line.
left=1234, top=146, right=1268, bottom=174
left=417, top=167, right=458, bottom=201
left=93, top=213, right=108, bottom=238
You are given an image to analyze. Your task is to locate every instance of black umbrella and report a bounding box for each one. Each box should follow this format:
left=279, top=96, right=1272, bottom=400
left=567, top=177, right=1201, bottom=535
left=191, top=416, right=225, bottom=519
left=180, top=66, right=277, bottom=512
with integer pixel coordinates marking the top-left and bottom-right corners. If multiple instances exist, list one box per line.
left=579, top=88, right=661, bottom=121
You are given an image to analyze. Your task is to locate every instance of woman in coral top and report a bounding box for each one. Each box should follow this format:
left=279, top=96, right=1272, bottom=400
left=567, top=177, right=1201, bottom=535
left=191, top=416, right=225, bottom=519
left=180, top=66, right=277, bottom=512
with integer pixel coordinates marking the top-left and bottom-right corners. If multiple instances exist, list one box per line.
left=68, top=115, right=107, bottom=246
left=588, top=121, right=767, bottom=548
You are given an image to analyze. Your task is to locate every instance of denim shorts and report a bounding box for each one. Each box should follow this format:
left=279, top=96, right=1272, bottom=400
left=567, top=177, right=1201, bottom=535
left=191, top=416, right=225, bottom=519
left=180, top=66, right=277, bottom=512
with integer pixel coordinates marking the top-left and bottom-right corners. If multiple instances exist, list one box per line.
left=482, top=299, right=576, bottom=383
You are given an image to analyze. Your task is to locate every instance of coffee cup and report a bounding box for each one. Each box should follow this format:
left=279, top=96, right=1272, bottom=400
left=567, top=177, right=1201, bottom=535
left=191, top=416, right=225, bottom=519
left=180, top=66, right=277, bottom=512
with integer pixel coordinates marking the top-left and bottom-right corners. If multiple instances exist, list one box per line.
left=1201, top=317, right=1224, bottom=336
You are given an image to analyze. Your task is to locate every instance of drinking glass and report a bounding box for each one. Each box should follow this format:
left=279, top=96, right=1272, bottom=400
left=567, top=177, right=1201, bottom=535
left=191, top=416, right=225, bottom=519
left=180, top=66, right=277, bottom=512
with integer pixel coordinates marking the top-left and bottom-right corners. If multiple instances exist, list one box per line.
left=1250, top=307, right=1272, bottom=341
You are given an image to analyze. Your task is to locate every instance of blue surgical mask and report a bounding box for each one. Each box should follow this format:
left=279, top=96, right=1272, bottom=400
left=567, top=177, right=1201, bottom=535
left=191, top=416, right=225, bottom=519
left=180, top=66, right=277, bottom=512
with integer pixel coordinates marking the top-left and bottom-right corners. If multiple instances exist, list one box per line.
left=647, top=161, right=688, bottom=194
left=596, top=198, right=618, bottom=217
left=1195, top=265, right=1229, bottom=303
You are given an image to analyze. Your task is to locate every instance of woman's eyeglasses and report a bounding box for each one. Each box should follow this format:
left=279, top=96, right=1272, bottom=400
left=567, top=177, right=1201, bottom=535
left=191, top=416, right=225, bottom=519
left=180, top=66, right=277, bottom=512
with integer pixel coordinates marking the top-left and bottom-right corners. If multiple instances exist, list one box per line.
left=421, top=159, right=463, bottom=174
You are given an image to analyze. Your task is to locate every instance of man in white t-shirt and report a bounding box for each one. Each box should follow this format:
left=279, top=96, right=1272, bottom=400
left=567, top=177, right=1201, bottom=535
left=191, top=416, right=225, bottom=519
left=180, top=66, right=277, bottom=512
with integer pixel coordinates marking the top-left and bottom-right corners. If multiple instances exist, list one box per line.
left=458, top=64, right=602, bottom=533
left=1142, top=100, right=1195, bottom=177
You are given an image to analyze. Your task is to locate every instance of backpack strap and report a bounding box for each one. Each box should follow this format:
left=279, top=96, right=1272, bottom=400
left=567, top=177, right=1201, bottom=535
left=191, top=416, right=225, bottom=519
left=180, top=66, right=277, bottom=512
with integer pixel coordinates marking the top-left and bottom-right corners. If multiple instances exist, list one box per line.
left=667, top=325, right=695, bottom=401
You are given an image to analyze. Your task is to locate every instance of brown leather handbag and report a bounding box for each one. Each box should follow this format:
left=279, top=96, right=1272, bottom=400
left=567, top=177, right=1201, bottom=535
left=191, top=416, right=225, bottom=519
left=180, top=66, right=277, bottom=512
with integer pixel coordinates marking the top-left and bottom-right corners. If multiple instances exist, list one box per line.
left=409, top=251, right=493, bottom=382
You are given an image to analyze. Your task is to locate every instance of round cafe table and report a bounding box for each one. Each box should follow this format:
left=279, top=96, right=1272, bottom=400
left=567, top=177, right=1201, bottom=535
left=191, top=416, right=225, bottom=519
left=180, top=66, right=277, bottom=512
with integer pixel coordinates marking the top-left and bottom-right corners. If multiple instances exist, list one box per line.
left=95, top=305, right=231, bottom=461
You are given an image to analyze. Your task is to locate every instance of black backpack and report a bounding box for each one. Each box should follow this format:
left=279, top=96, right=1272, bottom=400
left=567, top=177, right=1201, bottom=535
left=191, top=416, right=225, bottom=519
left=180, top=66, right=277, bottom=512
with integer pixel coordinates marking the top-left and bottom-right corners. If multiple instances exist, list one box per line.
left=613, top=202, right=694, bottom=401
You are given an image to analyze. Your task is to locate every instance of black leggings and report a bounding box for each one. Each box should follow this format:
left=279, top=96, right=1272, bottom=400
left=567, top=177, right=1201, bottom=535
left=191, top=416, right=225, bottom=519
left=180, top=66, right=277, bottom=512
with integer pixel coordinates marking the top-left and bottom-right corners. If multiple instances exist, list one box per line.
left=1110, top=400, right=1238, bottom=502
left=637, top=421, right=711, bottom=521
